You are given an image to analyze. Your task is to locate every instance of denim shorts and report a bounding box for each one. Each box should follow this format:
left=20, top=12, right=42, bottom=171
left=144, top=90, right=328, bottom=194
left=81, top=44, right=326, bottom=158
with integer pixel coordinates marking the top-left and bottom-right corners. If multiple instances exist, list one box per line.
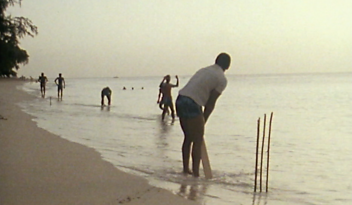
left=176, top=95, right=202, bottom=119
left=161, top=96, right=173, bottom=107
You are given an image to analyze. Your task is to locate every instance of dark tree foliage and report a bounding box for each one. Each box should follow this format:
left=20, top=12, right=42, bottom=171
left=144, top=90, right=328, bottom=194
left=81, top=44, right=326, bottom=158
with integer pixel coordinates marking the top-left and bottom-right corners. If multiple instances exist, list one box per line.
left=0, top=0, right=38, bottom=77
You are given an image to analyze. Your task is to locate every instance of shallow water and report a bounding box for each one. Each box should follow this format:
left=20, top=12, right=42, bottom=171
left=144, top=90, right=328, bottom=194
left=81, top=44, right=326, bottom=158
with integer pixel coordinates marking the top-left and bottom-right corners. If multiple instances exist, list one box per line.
left=19, top=72, right=352, bottom=205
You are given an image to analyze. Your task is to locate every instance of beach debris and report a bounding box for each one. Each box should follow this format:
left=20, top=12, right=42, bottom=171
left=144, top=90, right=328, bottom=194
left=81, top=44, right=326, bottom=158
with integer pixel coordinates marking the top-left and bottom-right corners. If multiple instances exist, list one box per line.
left=0, top=114, right=7, bottom=120
left=254, top=112, right=274, bottom=193
left=117, top=187, right=155, bottom=204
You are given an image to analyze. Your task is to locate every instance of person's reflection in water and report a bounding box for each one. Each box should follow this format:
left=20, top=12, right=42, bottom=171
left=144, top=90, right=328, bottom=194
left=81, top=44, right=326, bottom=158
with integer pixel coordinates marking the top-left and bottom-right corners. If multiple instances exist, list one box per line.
left=178, top=181, right=208, bottom=201
left=100, top=105, right=110, bottom=112
left=155, top=119, right=172, bottom=154
left=252, top=192, right=268, bottom=205
left=160, top=119, right=170, bottom=136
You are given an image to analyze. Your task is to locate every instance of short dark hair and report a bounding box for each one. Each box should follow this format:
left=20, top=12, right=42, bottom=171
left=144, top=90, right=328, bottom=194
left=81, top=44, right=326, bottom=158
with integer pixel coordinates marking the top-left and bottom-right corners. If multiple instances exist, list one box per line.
left=215, top=53, right=231, bottom=70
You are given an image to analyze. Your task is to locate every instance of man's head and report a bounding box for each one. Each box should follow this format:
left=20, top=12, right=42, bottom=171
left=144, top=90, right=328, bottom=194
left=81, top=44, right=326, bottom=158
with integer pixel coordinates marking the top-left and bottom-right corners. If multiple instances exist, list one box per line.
left=215, top=53, right=231, bottom=70
left=41, top=73, right=44, bottom=76
left=59, top=73, right=62, bottom=77
left=165, top=75, right=171, bottom=83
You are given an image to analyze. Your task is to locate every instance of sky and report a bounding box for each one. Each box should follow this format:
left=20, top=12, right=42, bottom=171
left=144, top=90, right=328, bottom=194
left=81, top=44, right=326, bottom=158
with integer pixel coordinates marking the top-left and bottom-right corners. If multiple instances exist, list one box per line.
left=7, top=0, right=352, bottom=78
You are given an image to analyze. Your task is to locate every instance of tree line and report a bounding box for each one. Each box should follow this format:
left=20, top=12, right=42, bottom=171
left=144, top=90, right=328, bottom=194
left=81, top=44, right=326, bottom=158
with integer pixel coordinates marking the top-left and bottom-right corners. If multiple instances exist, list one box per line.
left=0, top=0, right=37, bottom=77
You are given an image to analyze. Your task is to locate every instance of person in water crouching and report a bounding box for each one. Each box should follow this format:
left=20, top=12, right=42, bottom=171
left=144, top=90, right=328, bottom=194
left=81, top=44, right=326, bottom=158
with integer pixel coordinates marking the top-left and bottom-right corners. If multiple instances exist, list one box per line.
left=101, top=87, right=112, bottom=106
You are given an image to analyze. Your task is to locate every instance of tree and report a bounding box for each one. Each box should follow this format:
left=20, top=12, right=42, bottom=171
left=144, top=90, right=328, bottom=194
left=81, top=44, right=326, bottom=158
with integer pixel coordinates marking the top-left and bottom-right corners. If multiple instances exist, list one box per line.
left=0, top=0, right=38, bottom=77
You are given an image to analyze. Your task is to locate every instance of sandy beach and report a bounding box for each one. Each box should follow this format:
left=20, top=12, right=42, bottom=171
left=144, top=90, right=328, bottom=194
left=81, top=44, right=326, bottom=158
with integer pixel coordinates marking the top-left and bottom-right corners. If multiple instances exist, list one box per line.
left=0, top=79, right=199, bottom=205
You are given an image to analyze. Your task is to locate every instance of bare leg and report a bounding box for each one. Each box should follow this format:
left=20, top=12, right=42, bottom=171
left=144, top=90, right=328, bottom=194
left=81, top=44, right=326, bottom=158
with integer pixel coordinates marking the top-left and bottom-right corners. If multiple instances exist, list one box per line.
left=169, top=102, right=175, bottom=119
left=180, top=117, right=192, bottom=174
left=180, top=115, right=205, bottom=177
left=162, top=105, right=169, bottom=120
left=60, top=90, right=63, bottom=99
left=107, top=95, right=111, bottom=105
left=189, top=115, right=204, bottom=177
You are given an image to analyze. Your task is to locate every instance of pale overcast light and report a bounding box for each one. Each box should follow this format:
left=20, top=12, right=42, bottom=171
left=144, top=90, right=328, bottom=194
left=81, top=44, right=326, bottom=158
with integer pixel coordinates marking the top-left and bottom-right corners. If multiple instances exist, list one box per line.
left=7, top=0, right=352, bottom=78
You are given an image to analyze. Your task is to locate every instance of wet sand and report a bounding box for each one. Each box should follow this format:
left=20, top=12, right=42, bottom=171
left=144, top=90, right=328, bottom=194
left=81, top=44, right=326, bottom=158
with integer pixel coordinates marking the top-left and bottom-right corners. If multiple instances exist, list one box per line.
left=0, top=79, right=199, bottom=205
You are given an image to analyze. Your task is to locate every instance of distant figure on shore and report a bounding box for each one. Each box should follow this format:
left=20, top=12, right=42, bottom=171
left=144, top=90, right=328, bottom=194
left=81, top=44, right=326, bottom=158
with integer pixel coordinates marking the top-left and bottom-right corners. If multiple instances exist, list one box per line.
left=37, top=72, right=48, bottom=97
left=54, top=73, right=65, bottom=99
left=176, top=53, right=231, bottom=177
left=159, top=75, right=179, bottom=120
left=101, top=87, right=112, bottom=106
left=123, top=87, right=126, bottom=90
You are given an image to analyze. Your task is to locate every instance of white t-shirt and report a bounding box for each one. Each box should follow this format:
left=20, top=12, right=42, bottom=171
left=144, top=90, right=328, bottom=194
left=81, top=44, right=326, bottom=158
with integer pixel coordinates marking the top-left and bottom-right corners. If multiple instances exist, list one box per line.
left=179, top=64, right=227, bottom=106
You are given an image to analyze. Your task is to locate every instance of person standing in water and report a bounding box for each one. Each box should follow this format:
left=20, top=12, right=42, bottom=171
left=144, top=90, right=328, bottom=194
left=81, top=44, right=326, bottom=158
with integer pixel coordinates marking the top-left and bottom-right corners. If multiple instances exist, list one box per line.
left=54, top=73, right=65, bottom=99
left=37, top=72, right=48, bottom=97
left=159, top=75, right=179, bottom=120
left=101, top=87, right=112, bottom=106
left=175, top=53, right=231, bottom=177
left=157, top=78, right=170, bottom=114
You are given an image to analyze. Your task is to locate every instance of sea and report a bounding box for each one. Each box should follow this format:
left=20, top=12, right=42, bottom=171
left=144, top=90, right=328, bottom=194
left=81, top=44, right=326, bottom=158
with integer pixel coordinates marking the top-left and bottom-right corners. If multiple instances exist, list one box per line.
left=18, top=72, right=352, bottom=205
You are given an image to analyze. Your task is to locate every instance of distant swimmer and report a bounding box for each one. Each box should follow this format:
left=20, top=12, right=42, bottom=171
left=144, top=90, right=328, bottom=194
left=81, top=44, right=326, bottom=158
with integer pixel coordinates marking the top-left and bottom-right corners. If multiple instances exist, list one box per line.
left=54, top=73, right=65, bottom=99
left=101, top=86, right=112, bottom=106
left=176, top=53, right=231, bottom=177
left=159, top=75, right=179, bottom=120
left=37, top=72, right=48, bottom=97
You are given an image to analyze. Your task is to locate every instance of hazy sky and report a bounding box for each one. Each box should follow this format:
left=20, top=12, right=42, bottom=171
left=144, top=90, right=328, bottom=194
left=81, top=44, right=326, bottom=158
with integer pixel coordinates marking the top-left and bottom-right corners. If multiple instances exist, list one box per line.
left=7, top=0, right=352, bottom=78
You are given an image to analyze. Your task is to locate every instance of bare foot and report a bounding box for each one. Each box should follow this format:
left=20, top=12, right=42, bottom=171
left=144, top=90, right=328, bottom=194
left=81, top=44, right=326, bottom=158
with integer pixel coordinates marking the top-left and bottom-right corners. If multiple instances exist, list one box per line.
left=183, top=170, right=193, bottom=175
left=192, top=172, right=200, bottom=177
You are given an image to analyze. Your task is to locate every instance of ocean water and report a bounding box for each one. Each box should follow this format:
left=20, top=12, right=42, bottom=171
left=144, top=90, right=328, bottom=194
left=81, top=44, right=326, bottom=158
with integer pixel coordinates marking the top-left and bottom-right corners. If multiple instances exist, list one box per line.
left=19, top=72, right=352, bottom=205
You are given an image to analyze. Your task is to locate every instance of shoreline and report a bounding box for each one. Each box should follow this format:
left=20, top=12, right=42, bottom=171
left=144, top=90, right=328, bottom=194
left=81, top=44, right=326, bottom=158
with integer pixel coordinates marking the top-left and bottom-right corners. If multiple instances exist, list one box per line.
left=0, top=79, right=199, bottom=205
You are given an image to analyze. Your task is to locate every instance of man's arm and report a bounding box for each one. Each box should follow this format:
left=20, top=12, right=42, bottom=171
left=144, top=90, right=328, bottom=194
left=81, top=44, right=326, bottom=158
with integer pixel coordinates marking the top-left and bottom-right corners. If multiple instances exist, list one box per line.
left=171, top=75, right=179, bottom=87
left=157, top=89, right=162, bottom=103
left=203, top=89, right=221, bottom=123
left=63, top=79, right=66, bottom=88
left=159, top=76, right=166, bottom=88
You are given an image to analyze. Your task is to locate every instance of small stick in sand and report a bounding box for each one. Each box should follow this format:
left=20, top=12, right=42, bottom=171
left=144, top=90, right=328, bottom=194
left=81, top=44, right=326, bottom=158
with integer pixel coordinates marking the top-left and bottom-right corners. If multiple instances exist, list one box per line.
left=260, top=114, right=266, bottom=192
left=254, top=117, right=260, bottom=192
left=266, top=112, right=274, bottom=192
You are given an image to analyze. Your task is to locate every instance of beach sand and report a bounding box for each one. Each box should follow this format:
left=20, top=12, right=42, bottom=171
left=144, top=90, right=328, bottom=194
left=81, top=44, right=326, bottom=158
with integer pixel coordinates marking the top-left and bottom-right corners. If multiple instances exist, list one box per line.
left=0, top=79, right=199, bottom=205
